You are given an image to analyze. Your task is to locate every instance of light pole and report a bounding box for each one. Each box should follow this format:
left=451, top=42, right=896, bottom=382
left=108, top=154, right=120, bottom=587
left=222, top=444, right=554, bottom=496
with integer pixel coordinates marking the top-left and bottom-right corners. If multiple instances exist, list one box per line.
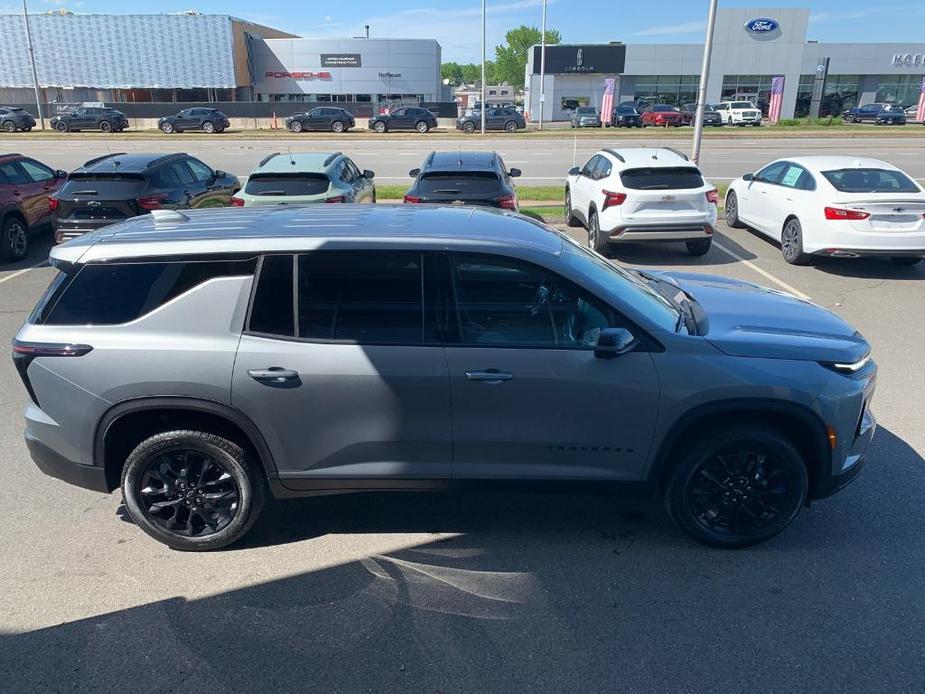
left=538, top=0, right=547, bottom=130
left=691, top=0, right=718, bottom=164
left=480, top=0, right=486, bottom=134
left=22, top=0, right=45, bottom=130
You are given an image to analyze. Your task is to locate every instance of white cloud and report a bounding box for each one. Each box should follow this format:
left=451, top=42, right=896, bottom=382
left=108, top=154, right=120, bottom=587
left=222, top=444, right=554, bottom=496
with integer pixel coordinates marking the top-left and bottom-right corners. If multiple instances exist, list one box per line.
left=633, top=20, right=704, bottom=37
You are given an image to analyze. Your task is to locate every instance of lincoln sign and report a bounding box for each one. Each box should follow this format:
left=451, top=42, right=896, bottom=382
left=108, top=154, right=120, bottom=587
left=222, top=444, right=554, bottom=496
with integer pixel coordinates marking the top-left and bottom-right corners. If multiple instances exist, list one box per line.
left=531, top=44, right=626, bottom=75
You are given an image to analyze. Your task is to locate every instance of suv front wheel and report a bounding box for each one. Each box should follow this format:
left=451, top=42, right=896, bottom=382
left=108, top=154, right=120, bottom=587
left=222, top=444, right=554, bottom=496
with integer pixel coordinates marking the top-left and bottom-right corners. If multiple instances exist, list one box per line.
left=121, top=430, right=265, bottom=551
left=665, top=426, right=808, bottom=548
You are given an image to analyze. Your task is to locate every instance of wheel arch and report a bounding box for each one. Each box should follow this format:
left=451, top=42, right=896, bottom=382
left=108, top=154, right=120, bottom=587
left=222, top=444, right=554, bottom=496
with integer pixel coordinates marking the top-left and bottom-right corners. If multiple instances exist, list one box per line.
left=94, top=397, right=279, bottom=492
left=647, top=398, right=831, bottom=500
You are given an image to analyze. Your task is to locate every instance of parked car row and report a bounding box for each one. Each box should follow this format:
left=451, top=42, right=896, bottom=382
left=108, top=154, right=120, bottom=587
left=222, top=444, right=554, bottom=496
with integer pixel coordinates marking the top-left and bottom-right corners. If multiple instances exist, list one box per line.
left=842, top=103, right=909, bottom=126
left=598, top=101, right=756, bottom=128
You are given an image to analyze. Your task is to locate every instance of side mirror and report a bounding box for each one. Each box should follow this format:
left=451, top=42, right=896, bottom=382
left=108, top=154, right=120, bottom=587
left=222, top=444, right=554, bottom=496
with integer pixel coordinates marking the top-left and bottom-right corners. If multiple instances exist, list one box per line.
left=568, top=166, right=581, bottom=177
left=509, top=168, right=521, bottom=178
left=594, top=328, right=638, bottom=359
left=213, top=169, right=226, bottom=178
left=55, top=169, right=67, bottom=179
left=363, top=169, right=375, bottom=179
left=742, top=173, right=754, bottom=182
left=408, top=168, right=421, bottom=178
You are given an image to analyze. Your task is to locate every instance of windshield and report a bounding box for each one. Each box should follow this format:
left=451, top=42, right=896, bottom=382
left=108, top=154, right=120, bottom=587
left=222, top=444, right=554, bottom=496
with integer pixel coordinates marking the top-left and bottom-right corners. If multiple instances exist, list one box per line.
left=822, top=168, right=921, bottom=194
left=557, top=240, right=680, bottom=331
left=732, top=102, right=755, bottom=109
left=577, top=107, right=598, bottom=115
left=616, top=107, right=638, bottom=114
left=244, top=173, right=331, bottom=197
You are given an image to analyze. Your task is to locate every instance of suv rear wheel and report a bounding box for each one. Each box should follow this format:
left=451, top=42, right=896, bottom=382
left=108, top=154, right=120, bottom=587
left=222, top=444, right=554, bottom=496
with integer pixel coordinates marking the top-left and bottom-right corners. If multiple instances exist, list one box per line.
left=98, top=120, right=112, bottom=133
left=1, top=216, right=28, bottom=261
left=685, top=238, right=712, bottom=256
left=588, top=210, right=608, bottom=255
left=202, top=121, right=215, bottom=134
left=665, top=427, right=808, bottom=548
left=504, top=120, right=518, bottom=133
left=121, top=430, right=265, bottom=551
left=331, top=120, right=345, bottom=133
left=564, top=188, right=581, bottom=227
left=2, top=120, right=15, bottom=133
left=415, top=120, right=430, bottom=133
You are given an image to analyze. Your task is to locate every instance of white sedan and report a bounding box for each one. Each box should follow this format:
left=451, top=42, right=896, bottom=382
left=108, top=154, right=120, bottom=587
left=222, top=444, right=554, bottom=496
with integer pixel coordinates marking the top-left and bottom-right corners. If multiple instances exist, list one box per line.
left=725, top=156, right=925, bottom=265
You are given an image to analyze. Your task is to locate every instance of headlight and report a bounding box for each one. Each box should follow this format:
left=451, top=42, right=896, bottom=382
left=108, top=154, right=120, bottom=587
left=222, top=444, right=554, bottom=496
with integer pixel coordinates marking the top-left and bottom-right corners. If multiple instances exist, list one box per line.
left=820, top=353, right=872, bottom=375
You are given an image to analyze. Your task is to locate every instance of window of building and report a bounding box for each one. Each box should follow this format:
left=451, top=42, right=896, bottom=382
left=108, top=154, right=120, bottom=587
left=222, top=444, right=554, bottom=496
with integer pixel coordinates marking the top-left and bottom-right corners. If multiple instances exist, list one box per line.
left=796, top=74, right=863, bottom=117
left=630, top=75, right=699, bottom=107
left=355, top=94, right=372, bottom=102
left=874, top=74, right=925, bottom=107
left=720, top=75, right=776, bottom=115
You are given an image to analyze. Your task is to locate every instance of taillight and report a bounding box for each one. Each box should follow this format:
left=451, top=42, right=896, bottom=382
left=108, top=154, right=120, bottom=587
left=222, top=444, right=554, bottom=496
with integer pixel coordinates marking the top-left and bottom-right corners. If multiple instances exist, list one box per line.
left=706, top=189, right=719, bottom=204
left=602, top=190, right=627, bottom=210
left=137, top=192, right=168, bottom=210
left=325, top=195, right=346, bottom=203
left=497, top=194, right=517, bottom=210
left=230, top=196, right=245, bottom=207
left=12, top=340, right=94, bottom=406
left=824, top=206, right=870, bottom=221
left=403, top=194, right=421, bottom=204
left=47, top=196, right=59, bottom=212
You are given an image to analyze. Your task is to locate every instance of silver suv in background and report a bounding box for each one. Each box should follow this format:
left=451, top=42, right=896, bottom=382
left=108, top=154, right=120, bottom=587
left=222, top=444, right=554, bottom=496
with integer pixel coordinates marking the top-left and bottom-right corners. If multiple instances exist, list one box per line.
left=15, top=205, right=875, bottom=551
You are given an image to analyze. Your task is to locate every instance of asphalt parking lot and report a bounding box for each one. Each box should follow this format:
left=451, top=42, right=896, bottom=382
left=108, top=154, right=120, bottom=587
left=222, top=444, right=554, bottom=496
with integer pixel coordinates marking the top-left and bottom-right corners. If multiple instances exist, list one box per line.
left=1, top=204, right=923, bottom=691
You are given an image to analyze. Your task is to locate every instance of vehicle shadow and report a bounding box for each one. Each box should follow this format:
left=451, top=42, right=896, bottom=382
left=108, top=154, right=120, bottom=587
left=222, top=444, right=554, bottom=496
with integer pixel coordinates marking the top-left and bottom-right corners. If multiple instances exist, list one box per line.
left=13, top=425, right=925, bottom=692
left=809, top=255, right=925, bottom=279
left=0, top=226, right=53, bottom=272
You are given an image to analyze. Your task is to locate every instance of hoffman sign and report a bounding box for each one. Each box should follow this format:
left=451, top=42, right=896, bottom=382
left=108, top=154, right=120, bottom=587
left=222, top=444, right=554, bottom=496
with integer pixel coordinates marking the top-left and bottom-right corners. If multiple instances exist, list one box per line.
left=893, top=53, right=925, bottom=67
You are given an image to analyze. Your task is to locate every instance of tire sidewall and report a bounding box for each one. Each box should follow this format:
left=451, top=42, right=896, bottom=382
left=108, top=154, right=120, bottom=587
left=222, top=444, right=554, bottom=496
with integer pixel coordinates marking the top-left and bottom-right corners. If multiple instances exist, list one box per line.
left=666, top=429, right=808, bottom=548
left=3, top=120, right=14, bottom=133
left=2, top=217, right=27, bottom=261
left=416, top=121, right=429, bottom=133
left=463, top=122, right=475, bottom=134
left=161, top=122, right=174, bottom=134
left=121, top=431, right=264, bottom=550
left=290, top=120, right=303, bottom=133
left=202, top=121, right=215, bottom=133
left=332, top=120, right=344, bottom=133
left=374, top=121, right=387, bottom=133
left=725, top=191, right=739, bottom=226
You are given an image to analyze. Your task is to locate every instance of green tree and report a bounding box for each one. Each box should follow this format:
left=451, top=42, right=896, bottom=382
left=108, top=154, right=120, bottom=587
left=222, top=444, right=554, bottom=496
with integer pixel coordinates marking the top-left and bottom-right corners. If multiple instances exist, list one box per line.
left=459, top=61, right=497, bottom=85
left=494, top=25, right=560, bottom=88
left=441, top=62, right=464, bottom=86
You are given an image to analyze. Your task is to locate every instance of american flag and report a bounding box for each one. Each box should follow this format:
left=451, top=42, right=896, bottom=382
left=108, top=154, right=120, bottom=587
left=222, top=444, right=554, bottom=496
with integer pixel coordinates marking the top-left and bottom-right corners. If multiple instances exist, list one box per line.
left=768, top=75, right=785, bottom=123
left=601, top=77, right=616, bottom=126
left=917, top=76, right=925, bottom=122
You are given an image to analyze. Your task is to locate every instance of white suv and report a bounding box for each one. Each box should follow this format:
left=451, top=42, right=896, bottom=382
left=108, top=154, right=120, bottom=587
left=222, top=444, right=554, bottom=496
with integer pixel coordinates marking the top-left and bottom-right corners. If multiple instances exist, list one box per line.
left=715, top=101, right=762, bottom=126
left=564, top=147, right=718, bottom=256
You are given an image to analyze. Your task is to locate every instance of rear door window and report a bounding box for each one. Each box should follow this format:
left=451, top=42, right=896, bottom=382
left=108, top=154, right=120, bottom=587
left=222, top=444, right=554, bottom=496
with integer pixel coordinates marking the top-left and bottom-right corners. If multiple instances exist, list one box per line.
left=169, top=162, right=195, bottom=186
left=620, top=167, right=704, bottom=190
left=244, top=173, right=330, bottom=197
left=186, top=158, right=213, bottom=183
left=38, top=259, right=256, bottom=325
left=20, top=159, right=55, bottom=183
left=0, top=162, right=29, bottom=185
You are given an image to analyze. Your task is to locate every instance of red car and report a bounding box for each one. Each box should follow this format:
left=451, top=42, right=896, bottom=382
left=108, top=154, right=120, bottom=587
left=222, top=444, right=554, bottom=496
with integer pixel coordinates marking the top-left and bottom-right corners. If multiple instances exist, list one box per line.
left=642, top=104, right=684, bottom=127
left=0, top=153, right=66, bottom=261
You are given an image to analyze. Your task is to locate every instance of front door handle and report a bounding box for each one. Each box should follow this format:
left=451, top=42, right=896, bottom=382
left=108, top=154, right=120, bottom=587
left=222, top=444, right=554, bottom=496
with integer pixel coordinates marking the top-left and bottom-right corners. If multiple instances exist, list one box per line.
left=248, top=367, right=299, bottom=383
left=465, top=369, right=513, bottom=383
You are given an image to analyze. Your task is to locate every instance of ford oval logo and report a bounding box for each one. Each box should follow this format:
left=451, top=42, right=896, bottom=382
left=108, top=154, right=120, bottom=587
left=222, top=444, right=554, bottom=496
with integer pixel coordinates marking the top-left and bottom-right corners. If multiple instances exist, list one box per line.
left=745, top=18, right=779, bottom=33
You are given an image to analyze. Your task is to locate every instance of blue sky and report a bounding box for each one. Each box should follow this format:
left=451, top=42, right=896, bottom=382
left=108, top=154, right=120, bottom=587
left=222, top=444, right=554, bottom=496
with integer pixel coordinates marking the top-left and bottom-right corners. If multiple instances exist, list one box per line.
left=9, top=0, right=925, bottom=62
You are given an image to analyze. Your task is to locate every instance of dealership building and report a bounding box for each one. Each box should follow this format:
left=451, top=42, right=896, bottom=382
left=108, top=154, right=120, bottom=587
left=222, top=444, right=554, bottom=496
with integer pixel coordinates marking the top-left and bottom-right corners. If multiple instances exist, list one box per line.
left=525, top=7, right=925, bottom=121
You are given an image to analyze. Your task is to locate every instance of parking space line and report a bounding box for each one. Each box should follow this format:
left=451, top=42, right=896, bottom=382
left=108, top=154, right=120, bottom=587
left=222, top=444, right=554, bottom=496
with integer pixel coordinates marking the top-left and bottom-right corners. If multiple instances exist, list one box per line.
left=0, top=260, right=50, bottom=284
left=712, top=241, right=811, bottom=300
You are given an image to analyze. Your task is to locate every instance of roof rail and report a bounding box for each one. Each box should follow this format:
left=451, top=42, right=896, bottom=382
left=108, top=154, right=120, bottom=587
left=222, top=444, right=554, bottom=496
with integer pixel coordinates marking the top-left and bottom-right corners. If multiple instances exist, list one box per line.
left=602, top=148, right=626, bottom=163
left=661, top=147, right=689, bottom=161
left=258, top=152, right=280, bottom=167
left=323, top=151, right=343, bottom=167
left=83, top=153, right=126, bottom=168
left=150, top=209, right=189, bottom=224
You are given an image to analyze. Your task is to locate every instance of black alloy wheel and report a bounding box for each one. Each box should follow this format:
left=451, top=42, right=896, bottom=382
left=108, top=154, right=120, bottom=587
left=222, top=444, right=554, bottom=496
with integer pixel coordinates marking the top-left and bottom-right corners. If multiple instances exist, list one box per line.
left=666, top=428, right=808, bottom=548
left=463, top=121, right=475, bottom=134
left=1, top=217, right=28, bottom=261
left=54, top=121, right=68, bottom=132
left=505, top=120, right=517, bottom=132
left=99, top=120, right=112, bottom=133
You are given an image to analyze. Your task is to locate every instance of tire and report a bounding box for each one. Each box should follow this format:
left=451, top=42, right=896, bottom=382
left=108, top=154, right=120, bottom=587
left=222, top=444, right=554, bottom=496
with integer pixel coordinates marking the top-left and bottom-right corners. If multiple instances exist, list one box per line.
left=463, top=121, right=475, bottom=134
left=588, top=209, right=608, bottom=255
left=504, top=120, right=517, bottom=133
left=202, top=121, right=215, bottom=134
left=781, top=217, right=812, bottom=265
left=374, top=121, right=387, bottom=133
left=564, top=188, right=581, bottom=228
left=686, top=238, right=712, bottom=256
left=331, top=120, right=345, bottom=133
left=289, top=120, right=303, bottom=133
left=160, top=121, right=175, bottom=134
left=1, top=215, right=28, bottom=261
left=415, top=120, right=430, bottom=133
left=724, top=190, right=746, bottom=229
left=890, top=256, right=922, bottom=266
left=844, top=115, right=856, bottom=123
left=120, top=430, right=266, bottom=551
left=664, top=426, right=808, bottom=548
left=23, top=126, right=31, bottom=132
left=54, top=121, right=68, bottom=132
left=2, top=120, right=15, bottom=133
left=98, top=120, right=112, bottom=133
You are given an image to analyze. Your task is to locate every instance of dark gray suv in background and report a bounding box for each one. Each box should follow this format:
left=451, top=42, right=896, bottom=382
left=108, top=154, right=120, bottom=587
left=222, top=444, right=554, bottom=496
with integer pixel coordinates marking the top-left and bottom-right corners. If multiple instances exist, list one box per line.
left=15, top=206, right=876, bottom=551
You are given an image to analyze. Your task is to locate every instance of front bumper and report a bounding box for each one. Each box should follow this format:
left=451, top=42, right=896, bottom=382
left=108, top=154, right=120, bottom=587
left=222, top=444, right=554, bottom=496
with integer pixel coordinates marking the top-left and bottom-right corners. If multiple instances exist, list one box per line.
left=26, top=435, right=110, bottom=494
left=813, top=404, right=876, bottom=500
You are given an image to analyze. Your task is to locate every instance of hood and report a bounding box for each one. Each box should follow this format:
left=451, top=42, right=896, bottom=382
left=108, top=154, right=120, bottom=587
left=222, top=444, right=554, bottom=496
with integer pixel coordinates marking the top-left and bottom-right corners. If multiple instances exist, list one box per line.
left=655, top=271, right=869, bottom=363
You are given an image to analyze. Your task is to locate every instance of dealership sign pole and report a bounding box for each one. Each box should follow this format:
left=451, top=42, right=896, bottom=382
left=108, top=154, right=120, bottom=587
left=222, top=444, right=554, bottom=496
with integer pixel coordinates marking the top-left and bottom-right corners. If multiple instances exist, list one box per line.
left=481, top=0, right=486, bottom=134
left=21, top=0, right=45, bottom=130
left=539, top=0, right=547, bottom=131
left=691, top=0, right=718, bottom=164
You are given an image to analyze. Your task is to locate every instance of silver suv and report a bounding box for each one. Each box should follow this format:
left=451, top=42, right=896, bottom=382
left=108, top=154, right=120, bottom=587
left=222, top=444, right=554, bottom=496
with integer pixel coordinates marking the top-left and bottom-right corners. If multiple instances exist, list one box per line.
left=15, top=206, right=876, bottom=550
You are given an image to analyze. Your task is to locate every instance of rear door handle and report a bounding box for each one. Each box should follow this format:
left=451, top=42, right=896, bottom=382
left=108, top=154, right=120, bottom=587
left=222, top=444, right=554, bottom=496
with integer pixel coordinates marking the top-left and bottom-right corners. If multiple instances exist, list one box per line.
left=465, top=369, right=513, bottom=383
left=248, top=367, right=299, bottom=383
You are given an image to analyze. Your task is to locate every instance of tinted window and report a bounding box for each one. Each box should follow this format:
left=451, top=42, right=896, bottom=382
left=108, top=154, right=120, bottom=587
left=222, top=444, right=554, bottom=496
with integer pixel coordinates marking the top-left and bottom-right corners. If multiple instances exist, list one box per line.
left=448, top=255, right=614, bottom=348
left=576, top=107, right=597, bottom=115
left=582, top=155, right=602, bottom=177
left=732, top=102, right=754, bottom=109
left=391, top=109, right=406, bottom=117
left=249, top=255, right=294, bottom=336
left=0, top=162, right=28, bottom=185
left=19, top=159, right=54, bottom=182
left=620, top=167, right=704, bottom=190
left=41, top=259, right=256, bottom=326
left=186, top=158, right=213, bottom=182
left=62, top=172, right=146, bottom=196
left=822, top=168, right=921, bottom=193
left=343, top=159, right=361, bottom=182
left=170, top=162, right=195, bottom=185
left=244, top=173, right=330, bottom=197
left=298, top=252, right=423, bottom=343
left=149, top=166, right=180, bottom=188
left=755, top=161, right=789, bottom=184
left=417, top=171, right=501, bottom=196
left=616, top=107, right=637, bottom=114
